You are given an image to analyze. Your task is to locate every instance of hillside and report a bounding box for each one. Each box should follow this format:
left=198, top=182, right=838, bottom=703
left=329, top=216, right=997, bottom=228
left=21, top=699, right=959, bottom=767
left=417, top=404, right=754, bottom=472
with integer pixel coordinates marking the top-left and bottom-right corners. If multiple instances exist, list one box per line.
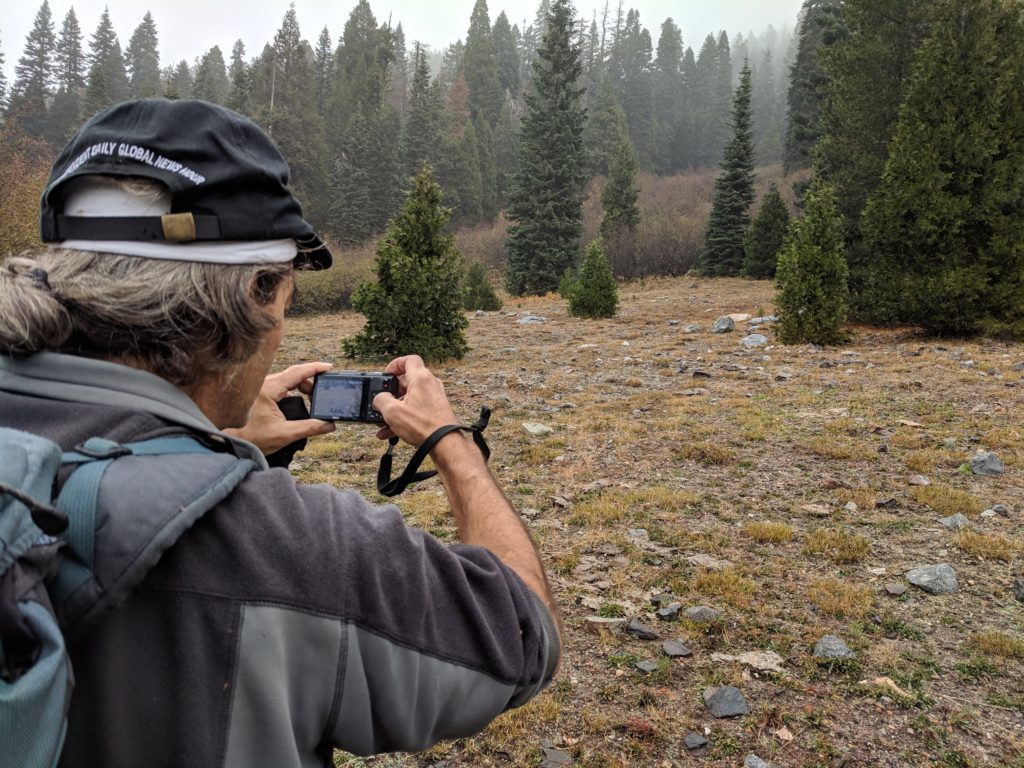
left=279, top=276, right=1024, bottom=768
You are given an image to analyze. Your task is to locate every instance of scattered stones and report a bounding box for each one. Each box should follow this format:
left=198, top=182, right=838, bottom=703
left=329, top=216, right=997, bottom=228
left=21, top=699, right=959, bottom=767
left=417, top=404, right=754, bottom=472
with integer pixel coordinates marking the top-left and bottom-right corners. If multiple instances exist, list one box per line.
left=663, top=640, right=693, bottom=658
left=971, top=450, right=1005, bottom=476
left=683, top=323, right=702, bottom=334
left=885, top=583, right=908, bottom=596
left=908, top=475, right=931, bottom=486
left=687, top=554, right=734, bottom=571
left=650, top=593, right=676, bottom=607
left=625, top=620, right=659, bottom=640
left=540, top=744, right=572, bottom=767
left=729, top=313, right=753, bottom=323
left=712, top=316, right=736, bottom=333
left=711, top=651, right=786, bottom=675
left=703, top=686, right=752, bottom=718
left=741, top=334, right=769, bottom=349
left=745, top=756, right=776, bottom=768
left=938, top=513, right=970, bottom=530
left=517, top=315, right=547, bottom=325
left=775, top=367, right=795, bottom=381
left=906, top=564, right=958, bottom=595
left=583, top=617, right=627, bottom=635
left=634, top=660, right=659, bottom=675
left=749, top=315, right=778, bottom=325
left=987, top=504, right=1011, bottom=517
left=684, top=605, right=722, bottom=623
left=656, top=603, right=682, bottom=621
left=814, top=635, right=855, bottom=660
left=683, top=732, right=709, bottom=756
left=522, top=422, right=554, bottom=437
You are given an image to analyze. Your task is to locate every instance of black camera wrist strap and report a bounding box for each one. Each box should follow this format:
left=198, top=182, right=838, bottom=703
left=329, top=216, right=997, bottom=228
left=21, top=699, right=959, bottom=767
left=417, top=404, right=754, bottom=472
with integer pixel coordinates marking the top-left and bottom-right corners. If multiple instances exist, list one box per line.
left=377, top=406, right=492, bottom=497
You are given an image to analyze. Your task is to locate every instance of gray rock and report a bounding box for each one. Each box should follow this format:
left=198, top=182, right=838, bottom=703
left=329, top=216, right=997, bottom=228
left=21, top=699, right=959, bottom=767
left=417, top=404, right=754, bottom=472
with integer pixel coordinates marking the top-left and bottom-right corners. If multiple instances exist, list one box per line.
left=663, top=640, right=693, bottom=658
left=626, top=620, right=659, bottom=640
left=683, top=324, right=702, bottom=334
left=1013, top=579, right=1024, bottom=604
left=745, top=756, right=776, bottom=768
left=540, top=745, right=572, bottom=767
left=938, top=513, right=970, bottom=530
left=650, top=593, right=676, bottom=607
left=908, top=475, right=931, bottom=486
left=944, top=437, right=958, bottom=450
left=750, top=316, right=778, bottom=325
left=906, top=564, right=958, bottom=595
left=741, top=334, right=769, bottom=348
left=971, top=450, right=1005, bottom=476
left=703, top=686, right=751, bottom=718
left=668, top=319, right=680, bottom=326
left=627, top=528, right=650, bottom=540
left=712, top=316, right=735, bottom=333
left=634, top=659, right=659, bottom=675
left=656, top=603, right=682, bottom=621
left=814, top=634, right=855, bottom=660
left=1012, top=362, right=1024, bottom=372
left=517, top=315, right=547, bottom=325
left=775, top=367, right=794, bottom=381
left=683, top=732, right=709, bottom=755
left=692, top=369, right=713, bottom=378
left=684, top=605, right=722, bottom=623
left=522, top=422, right=555, bottom=437
left=885, top=583, right=907, bottom=596
left=991, top=504, right=1011, bottom=517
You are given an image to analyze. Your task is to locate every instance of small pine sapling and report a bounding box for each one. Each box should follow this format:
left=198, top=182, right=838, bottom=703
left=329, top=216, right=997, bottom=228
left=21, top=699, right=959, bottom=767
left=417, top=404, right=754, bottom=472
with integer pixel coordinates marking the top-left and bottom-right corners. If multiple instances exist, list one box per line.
left=462, top=261, right=503, bottom=311
left=568, top=240, right=618, bottom=319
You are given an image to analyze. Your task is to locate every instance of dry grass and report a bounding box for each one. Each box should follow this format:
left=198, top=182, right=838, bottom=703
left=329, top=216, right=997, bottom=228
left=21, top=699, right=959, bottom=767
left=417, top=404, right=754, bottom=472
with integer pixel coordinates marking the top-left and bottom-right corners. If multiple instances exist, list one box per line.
left=744, top=521, right=795, bottom=544
left=955, top=530, right=1021, bottom=562
left=674, top=441, right=736, bottom=466
left=910, top=484, right=982, bottom=517
left=806, top=437, right=872, bottom=461
left=803, top=528, right=872, bottom=564
left=968, top=631, right=1024, bottom=660
left=836, top=487, right=878, bottom=509
left=567, top=486, right=700, bottom=528
left=903, top=449, right=948, bottom=474
left=808, top=579, right=873, bottom=619
left=691, top=567, right=756, bottom=608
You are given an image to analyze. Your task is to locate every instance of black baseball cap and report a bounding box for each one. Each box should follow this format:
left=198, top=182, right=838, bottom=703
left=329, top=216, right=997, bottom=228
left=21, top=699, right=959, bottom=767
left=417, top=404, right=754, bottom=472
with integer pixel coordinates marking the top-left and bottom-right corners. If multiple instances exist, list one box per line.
left=40, top=99, right=332, bottom=269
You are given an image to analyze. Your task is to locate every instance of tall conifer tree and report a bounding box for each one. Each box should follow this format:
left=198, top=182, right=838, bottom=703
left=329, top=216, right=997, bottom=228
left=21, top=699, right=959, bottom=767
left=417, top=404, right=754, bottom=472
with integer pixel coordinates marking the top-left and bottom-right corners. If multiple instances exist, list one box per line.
left=463, top=0, right=502, bottom=125
left=653, top=18, right=683, bottom=174
left=84, top=7, right=129, bottom=114
left=493, top=12, right=521, bottom=100
left=226, top=41, right=251, bottom=114
left=582, top=73, right=629, bottom=177
left=8, top=0, right=55, bottom=135
left=742, top=183, right=790, bottom=279
left=600, top=138, right=641, bottom=238
left=860, top=0, right=1024, bottom=337
left=0, top=36, right=8, bottom=111
left=312, top=26, right=334, bottom=116
left=49, top=8, right=86, bottom=143
left=125, top=12, right=161, bottom=98
left=698, top=60, right=755, bottom=276
left=505, top=0, right=586, bottom=296
left=193, top=46, right=229, bottom=104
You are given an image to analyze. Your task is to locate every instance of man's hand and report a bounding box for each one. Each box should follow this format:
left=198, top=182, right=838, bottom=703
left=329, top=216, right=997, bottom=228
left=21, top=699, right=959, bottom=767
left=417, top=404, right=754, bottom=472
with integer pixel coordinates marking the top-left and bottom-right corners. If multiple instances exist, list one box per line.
left=225, top=362, right=336, bottom=455
left=371, top=355, right=459, bottom=447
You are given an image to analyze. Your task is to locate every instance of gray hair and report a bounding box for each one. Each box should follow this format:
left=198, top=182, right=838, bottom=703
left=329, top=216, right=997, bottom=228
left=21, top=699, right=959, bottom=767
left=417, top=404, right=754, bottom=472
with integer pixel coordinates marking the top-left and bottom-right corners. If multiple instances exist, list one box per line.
left=0, top=249, right=292, bottom=389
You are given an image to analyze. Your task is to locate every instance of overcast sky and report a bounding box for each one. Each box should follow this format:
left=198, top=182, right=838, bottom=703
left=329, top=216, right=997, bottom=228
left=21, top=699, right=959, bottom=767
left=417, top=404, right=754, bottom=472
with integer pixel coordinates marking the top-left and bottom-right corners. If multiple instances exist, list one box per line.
left=2, top=0, right=802, bottom=81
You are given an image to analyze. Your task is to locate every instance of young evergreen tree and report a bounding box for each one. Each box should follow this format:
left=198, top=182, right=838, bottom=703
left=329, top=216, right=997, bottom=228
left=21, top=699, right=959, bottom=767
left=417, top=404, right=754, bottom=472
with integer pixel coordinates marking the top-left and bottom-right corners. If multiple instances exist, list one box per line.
left=463, top=261, right=503, bottom=311
left=193, top=46, right=229, bottom=104
left=493, top=11, right=521, bottom=100
left=125, top=11, right=161, bottom=98
left=345, top=166, right=469, bottom=362
left=505, top=0, right=586, bottom=296
left=582, top=73, right=630, bottom=177
left=451, top=120, right=484, bottom=226
left=463, top=0, right=502, bottom=125
left=48, top=8, right=86, bottom=144
left=84, top=7, right=129, bottom=114
left=774, top=180, right=848, bottom=344
left=8, top=0, right=55, bottom=136
left=697, top=60, right=755, bottom=276
left=600, top=138, right=640, bottom=238
left=401, top=45, right=444, bottom=179
left=568, top=239, right=618, bottom=319
left=783, top=0, right=845, bottom=173
left=312, top=26, right=334, bottom=116
left=226, top=40, right=251, bottom=115
left=860, top=0, right=1024, bottom=337
left=329, top=112, right=374, bottom=245
left=474, top=115, right=499, bottom=221
left=166, top=59, right=192, bottom=99
left=742, top=183, right=790, bottom=279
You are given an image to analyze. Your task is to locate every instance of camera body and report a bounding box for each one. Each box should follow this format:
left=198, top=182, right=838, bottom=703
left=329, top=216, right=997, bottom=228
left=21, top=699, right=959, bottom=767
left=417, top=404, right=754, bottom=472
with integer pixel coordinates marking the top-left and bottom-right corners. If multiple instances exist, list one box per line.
left=309, top=371, right=398, bottom=423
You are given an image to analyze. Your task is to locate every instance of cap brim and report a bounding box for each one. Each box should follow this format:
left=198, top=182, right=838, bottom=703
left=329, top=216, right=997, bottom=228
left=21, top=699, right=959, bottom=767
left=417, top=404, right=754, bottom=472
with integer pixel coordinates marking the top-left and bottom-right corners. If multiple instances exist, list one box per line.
left=295, top=235, right=333, bottom=270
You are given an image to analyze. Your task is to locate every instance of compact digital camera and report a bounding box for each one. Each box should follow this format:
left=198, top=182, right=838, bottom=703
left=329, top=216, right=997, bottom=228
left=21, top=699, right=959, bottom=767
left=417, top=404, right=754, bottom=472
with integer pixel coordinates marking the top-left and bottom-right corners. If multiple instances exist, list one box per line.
left=309, top=371, right=399, bottom=423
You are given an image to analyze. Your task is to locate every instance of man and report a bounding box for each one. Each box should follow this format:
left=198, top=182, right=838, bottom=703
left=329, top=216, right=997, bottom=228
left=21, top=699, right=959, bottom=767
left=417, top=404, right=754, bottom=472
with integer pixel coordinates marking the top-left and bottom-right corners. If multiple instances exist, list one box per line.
left=0, top=99, right=560, bottom=766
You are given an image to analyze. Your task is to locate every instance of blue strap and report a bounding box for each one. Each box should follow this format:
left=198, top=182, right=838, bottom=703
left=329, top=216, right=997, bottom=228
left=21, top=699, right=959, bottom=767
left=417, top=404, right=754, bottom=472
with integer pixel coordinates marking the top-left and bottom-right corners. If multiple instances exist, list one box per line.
left=53, top=435, right=219, bottom=600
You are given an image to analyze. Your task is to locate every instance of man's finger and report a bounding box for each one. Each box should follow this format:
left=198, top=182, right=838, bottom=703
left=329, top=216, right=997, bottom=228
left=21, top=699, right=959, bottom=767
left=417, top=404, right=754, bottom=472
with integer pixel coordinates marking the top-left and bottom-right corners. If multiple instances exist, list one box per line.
left=283, top=419, right=336, bottom=442
left=267, top=362, right=333, bottom=398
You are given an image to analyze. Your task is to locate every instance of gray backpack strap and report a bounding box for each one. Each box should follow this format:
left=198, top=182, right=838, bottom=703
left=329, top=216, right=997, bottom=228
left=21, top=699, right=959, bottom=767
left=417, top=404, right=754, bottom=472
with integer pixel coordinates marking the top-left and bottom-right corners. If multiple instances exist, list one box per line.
left=50, top=436, right=257, bottom=641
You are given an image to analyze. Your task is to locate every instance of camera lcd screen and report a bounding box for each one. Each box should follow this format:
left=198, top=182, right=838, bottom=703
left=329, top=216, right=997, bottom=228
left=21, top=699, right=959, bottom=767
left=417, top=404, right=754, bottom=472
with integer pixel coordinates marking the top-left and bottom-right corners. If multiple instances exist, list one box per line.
left=311, top=377, right=364, bottom=420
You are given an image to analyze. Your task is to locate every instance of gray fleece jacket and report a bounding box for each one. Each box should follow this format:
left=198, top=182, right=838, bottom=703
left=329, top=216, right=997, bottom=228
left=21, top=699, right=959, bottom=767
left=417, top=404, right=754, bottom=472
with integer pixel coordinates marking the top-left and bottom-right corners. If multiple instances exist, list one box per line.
left=0, top=352, right=559, bottom=768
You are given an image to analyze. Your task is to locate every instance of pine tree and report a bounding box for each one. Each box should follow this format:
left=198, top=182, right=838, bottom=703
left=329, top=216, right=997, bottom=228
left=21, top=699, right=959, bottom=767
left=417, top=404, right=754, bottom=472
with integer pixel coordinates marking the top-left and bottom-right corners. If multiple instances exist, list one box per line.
left=505, top=0, right=586, bottom=296
left=463, top=261, right=503, bottom=311
left=687, top=34, right=720, bottom=167
left=568, top=240, right=618, bottom=319
left=329, top=112, right=374, bottom=245
left=783, top=0, right=845, bottom=173
left=451, top=120, right=484, bottom=226
left=193, top=46, right=229, bottom=104
left=653, top=18, right=683, bottom=174
left=312, top=26, right=334, bottom=116
left=752, top=48, right=783, bottom=165
left=742, top=183, right=790, bottom=279
left=698, top=60, right=756, bottom=276
left=344, top=166, right=469, bottom=362
left=125, top=11, right=161, bottom=98
left=815, top=0, right=933, bottom=317
left=226, top=40, right=251, bottom=114
left=0, top=36, right=8, bottom=111
left=387, top=23, right=408, bottom=119
left=860, top=0, right=1024, bottom=337
left=401, top=45, right=443, bottom=179
left=775, top=180, right=848, bottom=345
left=607, top=10, right=655, bottom=170
left=48, top=8, right=86, bottom=144
left=493, top=11, right=521, bottom=100
left=166, top=59, right=192, bottom=100
left=8, top=0, right=55, bottom=137
left=475, top=115, right=498, bottom=221
left=582, top=73, right=629, bottom=176
left=84, top=7, right=129, bottom=114
left=600, top=138, right=640, bottom=237
left=463, top=0, right=502, bottom=125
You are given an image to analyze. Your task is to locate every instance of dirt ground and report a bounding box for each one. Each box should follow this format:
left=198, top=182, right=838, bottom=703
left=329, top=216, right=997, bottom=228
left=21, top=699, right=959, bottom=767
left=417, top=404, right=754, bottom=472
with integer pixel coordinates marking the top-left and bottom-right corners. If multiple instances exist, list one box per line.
left=278, top=276, right=1024, bottom=768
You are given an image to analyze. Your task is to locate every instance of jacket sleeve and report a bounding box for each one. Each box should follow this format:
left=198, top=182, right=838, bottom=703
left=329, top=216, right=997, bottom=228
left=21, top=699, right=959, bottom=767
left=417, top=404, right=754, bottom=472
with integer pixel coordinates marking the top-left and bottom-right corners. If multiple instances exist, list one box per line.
left=224, top=472, right=560, bottom=757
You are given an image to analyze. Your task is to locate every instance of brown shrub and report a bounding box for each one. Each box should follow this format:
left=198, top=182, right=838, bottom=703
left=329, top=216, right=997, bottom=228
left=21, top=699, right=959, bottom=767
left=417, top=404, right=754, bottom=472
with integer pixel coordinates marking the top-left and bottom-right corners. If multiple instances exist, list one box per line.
left=0, top=127, right=52, bottom=258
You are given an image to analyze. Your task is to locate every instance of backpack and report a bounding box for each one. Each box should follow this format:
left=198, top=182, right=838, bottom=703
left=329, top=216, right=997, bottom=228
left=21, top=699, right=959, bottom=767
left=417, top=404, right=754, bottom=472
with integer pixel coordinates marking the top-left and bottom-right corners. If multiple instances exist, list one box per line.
left=0, top=427, right=257, bottom=768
